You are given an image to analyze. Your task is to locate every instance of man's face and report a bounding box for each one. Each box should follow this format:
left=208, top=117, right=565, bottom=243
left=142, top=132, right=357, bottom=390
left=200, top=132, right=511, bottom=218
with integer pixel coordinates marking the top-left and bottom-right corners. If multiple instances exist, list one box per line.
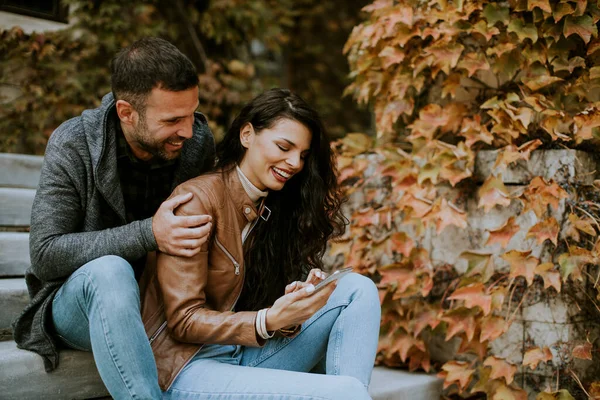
left=128, top=86, right=199, bottom=161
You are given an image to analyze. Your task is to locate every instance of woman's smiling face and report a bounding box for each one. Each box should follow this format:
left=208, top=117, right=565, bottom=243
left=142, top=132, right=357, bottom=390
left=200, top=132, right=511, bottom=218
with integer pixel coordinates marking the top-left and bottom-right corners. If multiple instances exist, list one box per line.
left=238, top=118, right=312, bottom=191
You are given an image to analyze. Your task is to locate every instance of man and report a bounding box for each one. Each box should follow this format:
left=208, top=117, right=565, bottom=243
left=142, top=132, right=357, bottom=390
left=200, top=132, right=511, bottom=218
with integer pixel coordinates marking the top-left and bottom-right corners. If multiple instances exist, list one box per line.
left=13, top=37, right=215, bottom=399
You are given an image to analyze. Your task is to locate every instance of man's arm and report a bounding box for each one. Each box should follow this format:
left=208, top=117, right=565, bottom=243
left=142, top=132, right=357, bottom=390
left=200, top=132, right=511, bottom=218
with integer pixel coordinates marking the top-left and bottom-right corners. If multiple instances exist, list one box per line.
left=29, top=138, right=156, bottom=281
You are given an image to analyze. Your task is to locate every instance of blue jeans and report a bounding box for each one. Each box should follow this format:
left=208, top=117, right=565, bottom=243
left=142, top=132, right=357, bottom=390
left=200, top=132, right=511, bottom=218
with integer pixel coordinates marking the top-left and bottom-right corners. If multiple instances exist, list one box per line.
left=52, top=255, right=162, bottom=399
left=165, top=273, right=381, bottom=400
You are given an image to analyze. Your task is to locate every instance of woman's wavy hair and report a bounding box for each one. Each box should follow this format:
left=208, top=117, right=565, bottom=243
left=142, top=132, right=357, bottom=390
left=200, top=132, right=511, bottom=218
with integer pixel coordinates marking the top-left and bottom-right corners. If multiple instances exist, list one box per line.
left=216, top=88, right=347, bottom=311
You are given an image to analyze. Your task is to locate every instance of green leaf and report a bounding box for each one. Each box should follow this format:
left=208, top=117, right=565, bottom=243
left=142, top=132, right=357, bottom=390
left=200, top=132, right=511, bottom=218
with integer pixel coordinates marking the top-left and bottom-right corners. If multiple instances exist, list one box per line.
left=563, top=15, right=598, bottom=43
left=483, top=3, right=509, bottom=27
left=556, top=389, right=576, bottom=400
left=508, top=18, right=539, bottom=42
left=552, top=56, right=586, bottom=73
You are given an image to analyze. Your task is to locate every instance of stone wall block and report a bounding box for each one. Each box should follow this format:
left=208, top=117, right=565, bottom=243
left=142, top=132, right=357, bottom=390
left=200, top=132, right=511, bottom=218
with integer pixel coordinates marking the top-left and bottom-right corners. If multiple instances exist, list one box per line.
left=474, top=150, right=598, bottom=185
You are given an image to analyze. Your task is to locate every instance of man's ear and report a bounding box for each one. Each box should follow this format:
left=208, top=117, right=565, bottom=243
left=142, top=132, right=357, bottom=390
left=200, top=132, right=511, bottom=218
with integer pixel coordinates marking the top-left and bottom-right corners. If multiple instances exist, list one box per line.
left=240, top=123, right=255, bottom=149
left=115, top=99, right=137, bottom=126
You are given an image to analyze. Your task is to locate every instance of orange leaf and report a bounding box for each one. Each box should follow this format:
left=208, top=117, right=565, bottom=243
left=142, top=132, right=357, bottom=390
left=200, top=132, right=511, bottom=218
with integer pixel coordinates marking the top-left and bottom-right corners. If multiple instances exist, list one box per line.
left=437, top=361, right=475, bottom=391
left=378, top=46, right=405, bottom=69
left=483, top=356, right=518, bottom=384
left=329, top=239, right=352, bottom=258
left=458, top=334, right=489, bottom=360
left=379, top=265, right=417, bottom=296
left=523, top=346, right=553, bottom=370
left=523, top=75, right=563, bottom=91
left=564, top=213, right=596, bottom=242
left=491, top=383, right=528, bottom=400
left=442, top=308, right=477, bottom=341
left=558, top=246, right=595, bottom=281
left=527, top=0, right=551, bottom=12
left=502, top=250, right=539, bottom=286
left=398, top=193, right=433, bottom=218
left=427, top=198, right=467, bottom=234
left=480, top=316, right=508, bottom=342
left=486, top=216, right=520, bottom=248
left=572, top=342, right=593, bottom=360
left=535, top=262, right=562, bottom=293
left=388, top=332, right=426, bottom=363
left=413, top=307, right=442, bottom=336
left=389, top=232, right=415, bottom=257
left=521, top=177, right=569, bottom=218
left=493, top=139, right=543, bottom=172
left=526, top=217, right=560, bottom=246
left=478, top=175, right=512, bottom=212
left=460, top=116, right=495, bottom=147
left=448, top=283, right=493, bottom=316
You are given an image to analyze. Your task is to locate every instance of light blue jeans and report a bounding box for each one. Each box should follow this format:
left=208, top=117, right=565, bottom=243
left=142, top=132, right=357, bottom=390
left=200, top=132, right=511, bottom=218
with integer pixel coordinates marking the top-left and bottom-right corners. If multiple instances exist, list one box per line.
left=52, top=255, right=381, bottom=400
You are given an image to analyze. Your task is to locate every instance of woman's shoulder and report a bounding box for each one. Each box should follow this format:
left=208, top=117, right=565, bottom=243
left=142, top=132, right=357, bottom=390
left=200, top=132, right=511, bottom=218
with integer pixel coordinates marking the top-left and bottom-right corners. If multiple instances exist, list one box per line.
left=173, top=170, right=228, bottom=211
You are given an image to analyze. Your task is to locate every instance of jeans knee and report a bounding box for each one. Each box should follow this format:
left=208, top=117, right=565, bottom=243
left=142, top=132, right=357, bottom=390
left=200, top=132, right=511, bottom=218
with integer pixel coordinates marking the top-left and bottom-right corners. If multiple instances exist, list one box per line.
left=327, top=375, right=370, bottom=400
left=80, top=255, right=139, bottom=305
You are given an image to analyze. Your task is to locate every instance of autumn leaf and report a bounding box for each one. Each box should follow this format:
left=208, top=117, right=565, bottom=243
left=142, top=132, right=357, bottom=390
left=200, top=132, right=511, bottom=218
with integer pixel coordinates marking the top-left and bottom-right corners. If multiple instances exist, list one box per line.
left=536, top=390, right=576, bottom=400
left=389, top=231, right=415, bottom=257
left=460, top=250, right=495, bottom=283
left=502, top=250, right=539, bottom=286
left=448, top=283, right=493, bottom=315
left=553, top=3, right=576, bottom=22
left=523, top=346, right=553, bottom=370
left=493, top=139, right=543, bottom=172
left=398, top=193, right=433, bottom=218
left=480, top=315, right=508, bottom=342
left=535, top=262, right=562, bottom=293
left=425, top=198, right=468, bottom=234
left=508, top=18, right=538, bottom=43
left=521, top=177, right=569, bottom=218
left=526, top=217, right=560, bottom=246
left=492, top=383, right=528, bottom=400
left=563, top=15, right=598, bottom=44
left=442, top=307, right=477, bottom=341
left=460, top=116, right=495, bottom=147
left=329, top=238, right=352, bottom=258
left=437, top=360, right=476, bottom=391
left=523, top=75, right=564, bottom=91
left=558, top=246, right=595, bottom=281
left=478, top=175, right=512, bottom=212
left=458, top=52, right=491, bottom=77
left=483, top=356, right=518, bottom=384
left=483, top=3, right=509, bottom=27
left=564, top=213, right=597, bottom=242
left=486, top=216, right=520, bottom=248
left=388, top=332, right=426, bottom=362
left=378, top=46, right=405, bottom=69
left=335, top=133, right=372, bottom=156
left=412, top=306, right=441, bottom=336
left=572, top=341, right=593, bottom=360
left=527, top=0, right=551, bottom=13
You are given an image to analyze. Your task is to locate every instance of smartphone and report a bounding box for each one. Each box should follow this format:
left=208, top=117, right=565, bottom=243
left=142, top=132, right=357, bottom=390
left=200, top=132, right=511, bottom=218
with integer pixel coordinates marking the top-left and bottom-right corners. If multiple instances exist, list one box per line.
left=312, top=267, right=353, bottom=293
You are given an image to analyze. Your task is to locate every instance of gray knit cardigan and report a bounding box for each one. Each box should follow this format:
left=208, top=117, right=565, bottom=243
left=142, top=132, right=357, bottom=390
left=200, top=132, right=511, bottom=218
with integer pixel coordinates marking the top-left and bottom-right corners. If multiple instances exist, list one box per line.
left=12, top=93, right=215, bottom=371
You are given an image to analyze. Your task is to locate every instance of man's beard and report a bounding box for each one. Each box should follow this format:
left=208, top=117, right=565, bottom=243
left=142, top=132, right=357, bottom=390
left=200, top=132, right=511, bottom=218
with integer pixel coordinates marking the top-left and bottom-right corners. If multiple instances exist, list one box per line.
left=132, top=114, right=182, bottom=161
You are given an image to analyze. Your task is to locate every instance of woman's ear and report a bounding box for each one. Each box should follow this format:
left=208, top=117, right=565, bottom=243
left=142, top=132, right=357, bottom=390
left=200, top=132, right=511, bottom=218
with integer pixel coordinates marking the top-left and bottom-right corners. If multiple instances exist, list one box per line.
left=240, top=123, right=254, bottom=149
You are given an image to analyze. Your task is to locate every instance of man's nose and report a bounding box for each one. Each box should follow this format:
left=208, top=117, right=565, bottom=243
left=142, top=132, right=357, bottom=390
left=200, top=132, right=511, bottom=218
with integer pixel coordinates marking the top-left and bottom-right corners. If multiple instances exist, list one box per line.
left=178, top=117, right=194, bottom=139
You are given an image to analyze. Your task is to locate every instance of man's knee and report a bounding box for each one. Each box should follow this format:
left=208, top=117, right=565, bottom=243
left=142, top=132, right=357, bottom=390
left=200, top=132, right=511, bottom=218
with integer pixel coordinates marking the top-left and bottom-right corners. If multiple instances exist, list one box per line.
left=78, top=255, right=139, bottom=302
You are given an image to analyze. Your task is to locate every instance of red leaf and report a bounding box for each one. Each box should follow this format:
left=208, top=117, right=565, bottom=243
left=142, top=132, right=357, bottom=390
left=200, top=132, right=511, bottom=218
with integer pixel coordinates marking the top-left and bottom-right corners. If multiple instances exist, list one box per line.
left=483, top=356, right=518, bottom=384
left=448, top=283, right=493, bottom=316
left=437, top=361, right=475, bottom=391
left=572, top=342, right=593, bottom=360
left=480, top=316, right=508, bottom=342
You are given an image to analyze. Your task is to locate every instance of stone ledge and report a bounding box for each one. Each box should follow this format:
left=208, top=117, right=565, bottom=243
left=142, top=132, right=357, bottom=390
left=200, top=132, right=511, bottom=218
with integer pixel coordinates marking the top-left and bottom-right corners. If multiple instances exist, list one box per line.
left=368, top=367, right=443, bottom=400
left=474, top=149, right=598, bottom=185
left=0, top=188, right=35, bottom=227
left=0, top=232, right=29, bottom=277
left=0, top=278, right=28, bottom=332
left=0, top=340, right=108, bottom=400
left=0, top=153, right=43, bottom=189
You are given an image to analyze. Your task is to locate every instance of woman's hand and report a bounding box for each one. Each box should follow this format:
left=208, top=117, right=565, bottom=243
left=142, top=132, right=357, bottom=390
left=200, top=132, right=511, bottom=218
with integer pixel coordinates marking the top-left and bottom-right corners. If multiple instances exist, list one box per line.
left=283, top=269, right=327, bottom=295
left=265, top=281, right=336, bottom=331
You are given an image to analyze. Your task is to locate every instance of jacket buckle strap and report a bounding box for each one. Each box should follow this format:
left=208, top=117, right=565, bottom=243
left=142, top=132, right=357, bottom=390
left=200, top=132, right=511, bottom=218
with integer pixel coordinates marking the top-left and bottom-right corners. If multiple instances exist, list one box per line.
left=260, top=206, right=271, bottom=221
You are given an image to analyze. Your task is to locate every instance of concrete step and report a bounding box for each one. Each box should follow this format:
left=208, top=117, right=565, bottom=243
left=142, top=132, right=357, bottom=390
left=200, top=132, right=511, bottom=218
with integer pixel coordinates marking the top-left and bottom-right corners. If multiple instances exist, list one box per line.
left=0, top=188, right=35, bottom=227
left=0, top=278, right=28, bottom=333
left=0, top=153, right=43, bottom=189
left=0, top=232, right=29, bottom=277
left=0, top=340, right=109, bottom=400
left=369, top=366, right=443, bottom=400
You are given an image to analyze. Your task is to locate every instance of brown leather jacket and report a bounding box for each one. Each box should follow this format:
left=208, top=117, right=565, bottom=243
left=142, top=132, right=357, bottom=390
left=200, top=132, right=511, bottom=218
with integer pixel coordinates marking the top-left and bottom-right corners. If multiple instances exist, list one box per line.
left=140, top=167, right=270, bottom=390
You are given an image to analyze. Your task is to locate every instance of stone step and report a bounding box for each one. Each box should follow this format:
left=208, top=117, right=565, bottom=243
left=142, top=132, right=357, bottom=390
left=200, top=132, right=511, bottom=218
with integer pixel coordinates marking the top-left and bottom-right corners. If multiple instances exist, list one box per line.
left=369, top=367, right=443, bottom=400
left=0, top=188, right=35, bottom=227
left=0, top=278, right=28, bottom=333
left=0, top=232, right=29, bottom=277
left=0, top=340, right=109, bottom=400
left=0, top=153, right=43, bottom=189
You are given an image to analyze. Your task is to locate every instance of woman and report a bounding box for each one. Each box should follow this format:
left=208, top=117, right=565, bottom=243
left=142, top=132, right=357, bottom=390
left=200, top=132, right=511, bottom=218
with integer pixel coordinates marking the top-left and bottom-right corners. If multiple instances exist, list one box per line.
left=140, top=88, right=381, bottom=400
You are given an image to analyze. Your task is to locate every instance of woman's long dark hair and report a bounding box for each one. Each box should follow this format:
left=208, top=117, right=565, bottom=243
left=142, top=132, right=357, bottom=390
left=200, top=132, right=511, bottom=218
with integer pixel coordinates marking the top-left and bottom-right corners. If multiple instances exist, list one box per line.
left=216, top=88, right=347, bottom=311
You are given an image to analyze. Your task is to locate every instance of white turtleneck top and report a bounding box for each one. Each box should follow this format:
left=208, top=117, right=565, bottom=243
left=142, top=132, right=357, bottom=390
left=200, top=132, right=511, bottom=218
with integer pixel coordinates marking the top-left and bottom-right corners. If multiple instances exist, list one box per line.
left=236, top=165, right=268, bottom=243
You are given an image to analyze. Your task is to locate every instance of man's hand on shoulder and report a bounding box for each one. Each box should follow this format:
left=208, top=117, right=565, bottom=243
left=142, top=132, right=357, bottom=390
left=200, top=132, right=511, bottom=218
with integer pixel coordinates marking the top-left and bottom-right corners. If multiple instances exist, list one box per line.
left=152, top=192, right=212, bottom=257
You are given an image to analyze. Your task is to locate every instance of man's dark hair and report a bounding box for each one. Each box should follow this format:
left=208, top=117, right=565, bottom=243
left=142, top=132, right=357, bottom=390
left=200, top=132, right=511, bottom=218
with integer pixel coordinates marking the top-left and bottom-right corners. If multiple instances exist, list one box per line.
left=111, top=37, right=199, bottom=112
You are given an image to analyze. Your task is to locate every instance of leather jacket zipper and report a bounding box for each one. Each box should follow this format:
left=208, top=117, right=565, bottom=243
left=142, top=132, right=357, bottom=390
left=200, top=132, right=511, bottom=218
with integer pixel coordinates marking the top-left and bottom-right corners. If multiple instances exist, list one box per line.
left=214, top=237, right=240, bottom=275
left=149, top=321, right=168, bottom=345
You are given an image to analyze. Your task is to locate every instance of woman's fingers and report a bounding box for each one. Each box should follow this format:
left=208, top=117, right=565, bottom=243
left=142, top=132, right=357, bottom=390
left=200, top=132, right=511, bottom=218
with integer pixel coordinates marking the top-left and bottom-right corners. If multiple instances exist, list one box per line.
left=305, top=268, right=327, bottom=285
